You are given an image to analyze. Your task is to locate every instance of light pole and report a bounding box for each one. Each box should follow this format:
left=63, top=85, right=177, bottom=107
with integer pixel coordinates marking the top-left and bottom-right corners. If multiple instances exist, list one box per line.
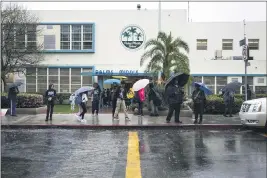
left=158, top=0, right=161, bottom=33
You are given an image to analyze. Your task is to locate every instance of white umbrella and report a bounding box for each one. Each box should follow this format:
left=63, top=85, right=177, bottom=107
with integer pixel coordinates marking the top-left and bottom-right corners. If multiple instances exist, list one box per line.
left=132, top=79, right=150, bottom=91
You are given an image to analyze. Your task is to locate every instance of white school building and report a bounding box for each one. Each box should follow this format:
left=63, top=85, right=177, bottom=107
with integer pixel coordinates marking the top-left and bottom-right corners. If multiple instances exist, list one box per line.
left=10, top=9, right=267, bottom=94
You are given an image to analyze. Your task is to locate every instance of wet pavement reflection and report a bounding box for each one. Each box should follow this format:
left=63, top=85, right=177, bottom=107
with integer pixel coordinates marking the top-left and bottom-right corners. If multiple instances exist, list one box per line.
left=1, top=129, right=267, bottom=178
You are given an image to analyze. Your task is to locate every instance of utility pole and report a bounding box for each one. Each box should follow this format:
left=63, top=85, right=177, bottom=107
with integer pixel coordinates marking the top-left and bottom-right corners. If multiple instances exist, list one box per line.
left=158, top=0, right=161, bottom=32
left=243, top=19, right=248, bottom=101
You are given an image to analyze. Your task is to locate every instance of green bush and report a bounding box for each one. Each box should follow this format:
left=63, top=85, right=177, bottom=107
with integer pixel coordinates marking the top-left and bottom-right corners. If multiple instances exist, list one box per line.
left=1, top=93, right=44, bottom=108
left=29, top=92, right=71, bottom=105
left=188, top=95, right=243, bottom=114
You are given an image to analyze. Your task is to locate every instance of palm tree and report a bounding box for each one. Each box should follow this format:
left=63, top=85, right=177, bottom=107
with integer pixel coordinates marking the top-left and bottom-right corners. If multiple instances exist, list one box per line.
left=140, top=31, right=190, bottom=81
left=122, top=31, right=130, bottom=41
left=136, top=32, right=142, bottom=40
left=128, top=27, right=137, bottom=41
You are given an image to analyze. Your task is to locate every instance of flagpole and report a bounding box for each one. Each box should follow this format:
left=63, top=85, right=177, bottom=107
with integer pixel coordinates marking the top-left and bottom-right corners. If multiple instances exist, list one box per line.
left=158, top=0, right=161, bottom=32
left=188, top=2, right=189, bottom=22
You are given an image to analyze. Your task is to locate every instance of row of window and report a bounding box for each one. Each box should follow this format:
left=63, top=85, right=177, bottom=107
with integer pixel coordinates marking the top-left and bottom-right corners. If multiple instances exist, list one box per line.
left=26, top=68, right=93, bottom=93
left=191, top=76, right=266, bottom=94
left=196, top=39, right=259, bottom=51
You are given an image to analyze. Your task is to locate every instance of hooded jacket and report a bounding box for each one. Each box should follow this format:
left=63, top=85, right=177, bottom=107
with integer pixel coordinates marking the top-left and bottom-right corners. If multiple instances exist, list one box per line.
left=8, top=87, right=19, bottom=100
left=45, top=84, right=57, bottom=103
left=165, top=84, right=184, bottom=104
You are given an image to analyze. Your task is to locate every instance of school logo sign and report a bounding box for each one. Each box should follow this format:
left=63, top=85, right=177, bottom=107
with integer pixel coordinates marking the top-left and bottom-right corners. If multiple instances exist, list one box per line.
left=120, top=25, right=145, bottom=51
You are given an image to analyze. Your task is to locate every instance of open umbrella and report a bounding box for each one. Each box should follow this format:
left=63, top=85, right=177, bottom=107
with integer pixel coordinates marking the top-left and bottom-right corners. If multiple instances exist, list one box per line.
left=104, top=79, right=121, bottom=84
left=8, top=81, right=23, bottom=89
left=132, top=79, right=150, bottom=91
left=193, top=82, right=213, bottom=95
left=74, top=86, right=94, bottom=95
left=164, top=73, right=190, bottom=89
left=221, top=81, right=242, bottom=92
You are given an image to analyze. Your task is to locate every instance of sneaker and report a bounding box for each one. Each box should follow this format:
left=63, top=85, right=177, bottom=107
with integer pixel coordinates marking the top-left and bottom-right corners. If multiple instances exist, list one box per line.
left=45, top=119, right=48, bottom=122
left=194, top=120, right=198, bottom=124
left=113, top=117, right=119, bottom=120
left=198, top=120, right=202, bottom=124
left=81, top=119, right=87, bottom=123
left=125, top=117, right=130, bottom=121
left=77, top=117, right=82, bottom=121
left=175, top=121, right=182, bottom=124
left=166, top=120, right=170, bottom=123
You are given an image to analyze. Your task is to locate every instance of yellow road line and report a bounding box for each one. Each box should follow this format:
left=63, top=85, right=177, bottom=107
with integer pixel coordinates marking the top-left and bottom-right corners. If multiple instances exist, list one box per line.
left=125, top=132, right=142, bottom=178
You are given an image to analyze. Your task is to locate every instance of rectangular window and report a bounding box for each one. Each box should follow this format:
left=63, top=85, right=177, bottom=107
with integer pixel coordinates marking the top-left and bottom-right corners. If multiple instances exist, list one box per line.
left=257, top=78, right=265, bottom=84
left=71, top=25, right=81, bottom=50
left=203, top=76, right=215, bottom=93
left=26, top=24, right=37, bottom=50
left=248, top=39, right=259, bottom=50
left=26, top=68, right=36, bottom=93
left=47, top=25, right=53, bottom=29
left=60, top=25, right=70, bottom=50
left=37, top=68, right=47, bottom=93
left=83, top=24, right=93, bottom=50
left=48, top=68, right=58, bottom=91
left=196, top=39, right=207, bottom=50
left=60, top=68, right=69, bottom=93
left=44, top=35, right=56, bottom=50
left=216, top=76, right=227, bottom=94
left=222, top=39, right=233, bottom=50
left=71, top=68, right=81, bottom=92
left=242, top=76, right=253, bottom=86
left=255, top=86, right=267, bottom=94
left=60, top=24, right=94, bottom=50
left=231, top=78, right=238, bottom=82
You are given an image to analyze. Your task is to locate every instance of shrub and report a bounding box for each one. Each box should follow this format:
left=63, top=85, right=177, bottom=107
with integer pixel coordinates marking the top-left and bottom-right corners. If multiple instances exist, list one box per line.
left=1, top=93, right=44, bottom=108
left=29, top=92, right=71, bottom=105
left=188, top=95, right=243, bottom=114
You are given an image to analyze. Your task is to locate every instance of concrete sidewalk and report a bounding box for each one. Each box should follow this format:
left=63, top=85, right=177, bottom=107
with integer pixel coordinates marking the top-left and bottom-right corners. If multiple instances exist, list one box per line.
left=1, top=113, right=242, bottom=129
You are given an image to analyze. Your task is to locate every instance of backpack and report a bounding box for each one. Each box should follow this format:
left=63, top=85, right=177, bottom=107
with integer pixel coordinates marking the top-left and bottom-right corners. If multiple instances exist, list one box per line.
left=133, top=91, right=140, bottom=103
left=74, top=94, right=82, bottom=105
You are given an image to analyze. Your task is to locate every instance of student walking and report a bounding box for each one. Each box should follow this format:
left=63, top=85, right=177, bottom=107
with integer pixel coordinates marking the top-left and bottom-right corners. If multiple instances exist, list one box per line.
left=111, top=84, right=118, bottom=118
left=78, top=91, right=89, bottom=122
left=91, top=83, right=101, bottom=117
left=222, top=90, right=235, bottom=117
left=192, top=84, right=206, bottom=124
left=45, top=84, right=56, bottom=121
left=113, top=81, right=130, bottom=120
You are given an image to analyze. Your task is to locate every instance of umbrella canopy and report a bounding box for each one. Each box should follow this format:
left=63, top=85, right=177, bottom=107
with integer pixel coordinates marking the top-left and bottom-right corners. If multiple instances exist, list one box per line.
left=164, top=73, right=190, bottom=89
left=132, top=79, right=150, bottom=91
left=74, top=86, right=94, bottom=95
left=221, top=81, right=242, bottom=92
left=104, top=79, right=121, bottom=84
left=8, top=81, right=23, bottom=89
left=112, top=76, right=127, bottom=79
left=193, top=82, right=213, bottom=95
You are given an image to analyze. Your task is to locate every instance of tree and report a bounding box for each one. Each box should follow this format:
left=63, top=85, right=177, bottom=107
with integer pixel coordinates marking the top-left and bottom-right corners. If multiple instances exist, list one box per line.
left=128, top=27, right=137, bottom=41
left=140, top=31, right=190, bottom=81
left=1, top=3, right=44, bottom=90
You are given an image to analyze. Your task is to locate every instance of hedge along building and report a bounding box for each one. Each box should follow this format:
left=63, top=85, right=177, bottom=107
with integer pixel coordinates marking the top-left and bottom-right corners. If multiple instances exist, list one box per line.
left=11, top=9, right=266, bottom=94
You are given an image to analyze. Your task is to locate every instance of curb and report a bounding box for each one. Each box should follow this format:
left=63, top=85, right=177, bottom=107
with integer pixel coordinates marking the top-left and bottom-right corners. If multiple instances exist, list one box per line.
left=1, top=124, right=244, bottom=130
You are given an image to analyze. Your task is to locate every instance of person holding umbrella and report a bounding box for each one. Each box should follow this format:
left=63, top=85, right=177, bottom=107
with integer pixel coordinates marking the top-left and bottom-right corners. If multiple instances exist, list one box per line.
left=78, top=91, right=89, bottom=122
left=8, top=83, right=21, bottom=117
left=45, top=84, right=56, bottom=121
left=165, top=78, right=184, bottom=123
left=192, top=83, right=206, bottom=124
left=148, top=82, right=161, bottom=116
left=222, top=90, right=235, bottom=117
left=111, top=83, right=118, bottom=118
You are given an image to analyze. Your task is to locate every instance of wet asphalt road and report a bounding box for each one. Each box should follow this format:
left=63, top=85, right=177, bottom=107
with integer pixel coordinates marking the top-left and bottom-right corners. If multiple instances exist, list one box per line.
left=1, top=129, right=267, bottom=178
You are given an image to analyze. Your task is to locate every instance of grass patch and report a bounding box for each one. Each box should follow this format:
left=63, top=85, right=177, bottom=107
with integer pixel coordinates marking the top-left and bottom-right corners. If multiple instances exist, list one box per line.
left=53, top=104, right=79, bottom=114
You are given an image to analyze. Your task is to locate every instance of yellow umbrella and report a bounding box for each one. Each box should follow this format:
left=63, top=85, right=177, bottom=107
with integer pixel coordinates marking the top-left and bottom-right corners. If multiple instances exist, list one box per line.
left=112, top=76, right=128, bottom=79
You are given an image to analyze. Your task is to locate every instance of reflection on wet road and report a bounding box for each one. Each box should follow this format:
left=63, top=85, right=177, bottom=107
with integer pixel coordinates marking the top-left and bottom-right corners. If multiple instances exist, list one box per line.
left=1, top=129, right=267, bottom=178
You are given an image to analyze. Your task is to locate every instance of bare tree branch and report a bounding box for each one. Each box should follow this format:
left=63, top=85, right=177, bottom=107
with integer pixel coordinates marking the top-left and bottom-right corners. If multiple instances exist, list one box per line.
left=1, top=3, right=44, bottom=88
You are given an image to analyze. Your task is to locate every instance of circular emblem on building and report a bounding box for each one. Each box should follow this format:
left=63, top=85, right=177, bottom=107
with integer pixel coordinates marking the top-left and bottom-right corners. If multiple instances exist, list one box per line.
left=120, top=25, right=145, bottom=50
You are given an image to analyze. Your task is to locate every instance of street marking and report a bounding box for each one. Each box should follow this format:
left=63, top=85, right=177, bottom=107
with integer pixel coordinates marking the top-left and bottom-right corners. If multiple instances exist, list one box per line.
left=125, top=132, right=142, bottom=178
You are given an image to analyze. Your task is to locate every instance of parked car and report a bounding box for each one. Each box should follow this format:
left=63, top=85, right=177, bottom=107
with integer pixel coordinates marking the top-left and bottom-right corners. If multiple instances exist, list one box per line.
left=239, top=97, right=266, bottom=128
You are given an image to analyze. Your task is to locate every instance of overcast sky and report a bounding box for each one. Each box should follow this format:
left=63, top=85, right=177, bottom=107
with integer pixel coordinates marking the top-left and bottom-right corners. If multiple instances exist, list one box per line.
left=7, top=2, right=267, bottom=22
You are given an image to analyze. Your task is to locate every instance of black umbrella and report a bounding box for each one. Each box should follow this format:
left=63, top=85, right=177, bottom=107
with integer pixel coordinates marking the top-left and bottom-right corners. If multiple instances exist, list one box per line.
left=221, top=81, right=242, bottom=92
left=164, top=73, right=190, bottom=90
left=8, top=81, right=23, bottom=89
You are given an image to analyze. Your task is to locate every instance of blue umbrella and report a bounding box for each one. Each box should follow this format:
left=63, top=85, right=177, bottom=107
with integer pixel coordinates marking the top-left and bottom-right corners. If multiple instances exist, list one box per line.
left=74, top=86, right=94, bottom=95
left=104, top=79, right=121, bottom=84
left=8, top=81, right=23, bottom=89
left=221, top=81, right=242, bottom=92
left=193, top=82, right=213, bottom=95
